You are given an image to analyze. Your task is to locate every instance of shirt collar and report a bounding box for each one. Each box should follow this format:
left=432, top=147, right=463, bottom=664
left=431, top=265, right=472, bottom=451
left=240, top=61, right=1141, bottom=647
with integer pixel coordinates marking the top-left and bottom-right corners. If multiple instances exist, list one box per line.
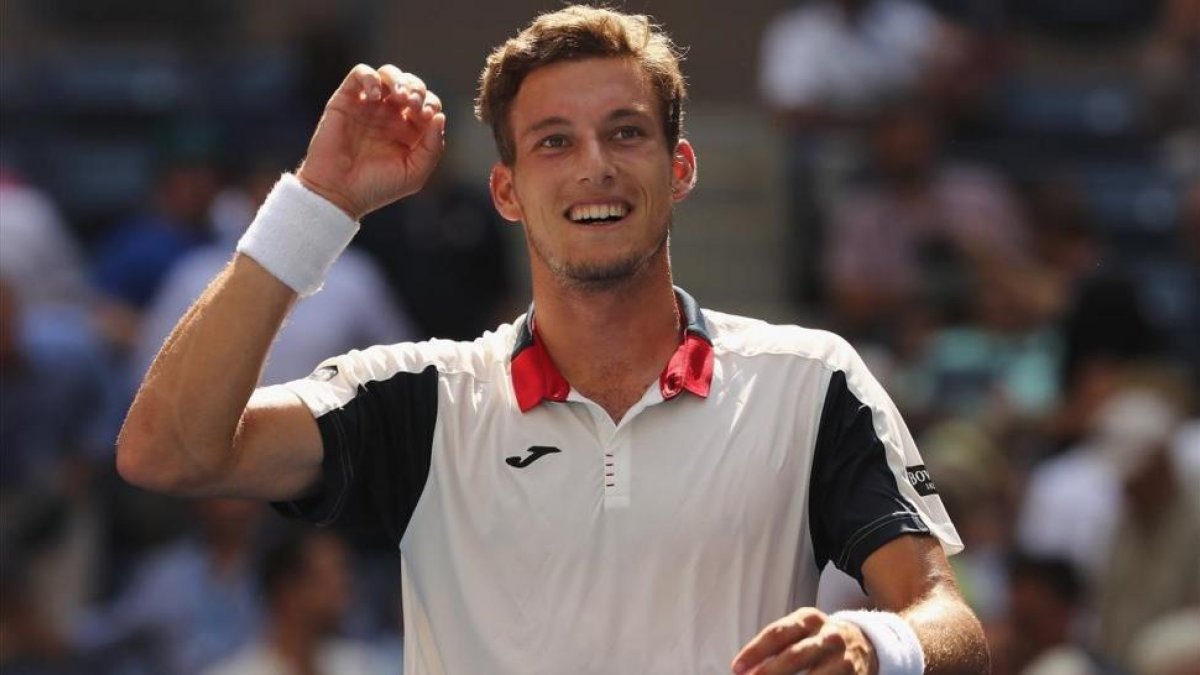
left=510, top=287, right=714, bottom=413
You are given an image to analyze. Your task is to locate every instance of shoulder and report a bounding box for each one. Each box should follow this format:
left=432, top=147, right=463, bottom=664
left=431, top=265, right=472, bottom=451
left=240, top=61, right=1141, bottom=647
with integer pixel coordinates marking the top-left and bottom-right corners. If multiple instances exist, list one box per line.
left=705, top=309, right=893, bottom=407
left=278, top=317, right=524, bottom=419
left=705, top=309, right=861, bottom=371
left=307, top=317, right=521, bottom=384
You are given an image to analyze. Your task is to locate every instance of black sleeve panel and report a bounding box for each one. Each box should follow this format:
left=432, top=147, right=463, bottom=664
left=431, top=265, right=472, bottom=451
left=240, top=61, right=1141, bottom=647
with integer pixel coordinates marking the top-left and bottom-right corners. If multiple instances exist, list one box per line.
left=808, top=370, right=929, bottom=585
left=271, top=365, right=439, bottom=547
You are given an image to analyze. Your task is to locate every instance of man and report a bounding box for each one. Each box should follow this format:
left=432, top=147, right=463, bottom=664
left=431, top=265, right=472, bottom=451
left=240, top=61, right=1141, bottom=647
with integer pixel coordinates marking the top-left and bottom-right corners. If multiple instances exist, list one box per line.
left=118, top=6, right=988, bottom=674
left=204, top=528, right=386, bottom=675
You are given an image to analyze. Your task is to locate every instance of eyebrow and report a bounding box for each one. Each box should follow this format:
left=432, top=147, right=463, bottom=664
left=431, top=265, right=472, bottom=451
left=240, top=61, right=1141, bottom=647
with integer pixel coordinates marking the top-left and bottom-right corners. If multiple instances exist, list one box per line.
left=520, top=107, right=656, bottom=140
left=522, top=116, right=570, bottom=138
left=607, top=107, right=653, bottom=123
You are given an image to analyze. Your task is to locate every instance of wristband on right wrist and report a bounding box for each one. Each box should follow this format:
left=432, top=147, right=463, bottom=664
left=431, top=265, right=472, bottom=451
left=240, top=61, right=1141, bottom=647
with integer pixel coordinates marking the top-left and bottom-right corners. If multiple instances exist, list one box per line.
left=830, top=610, right=925, bottom=675
left=236, top=173, right=359, bottom=297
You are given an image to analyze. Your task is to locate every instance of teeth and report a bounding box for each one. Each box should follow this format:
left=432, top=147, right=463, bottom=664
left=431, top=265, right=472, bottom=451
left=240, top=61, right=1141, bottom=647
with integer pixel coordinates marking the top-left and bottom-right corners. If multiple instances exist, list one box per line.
left=569, top=203, right=628, bottom=222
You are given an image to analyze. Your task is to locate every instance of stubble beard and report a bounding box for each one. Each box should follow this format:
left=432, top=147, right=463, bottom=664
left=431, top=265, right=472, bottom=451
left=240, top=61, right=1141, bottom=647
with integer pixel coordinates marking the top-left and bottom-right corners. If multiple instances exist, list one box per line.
left=532, top=221, right=671, bottom=292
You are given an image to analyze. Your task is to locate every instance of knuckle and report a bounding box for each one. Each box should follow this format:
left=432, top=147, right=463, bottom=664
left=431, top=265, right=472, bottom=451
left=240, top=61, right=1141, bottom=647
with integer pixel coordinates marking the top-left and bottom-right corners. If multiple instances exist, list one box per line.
left=766, top=624, right=791, bottom=641
left=823, top=629, right=847, bottom=650
left=801, top=609, right=827, bottom=630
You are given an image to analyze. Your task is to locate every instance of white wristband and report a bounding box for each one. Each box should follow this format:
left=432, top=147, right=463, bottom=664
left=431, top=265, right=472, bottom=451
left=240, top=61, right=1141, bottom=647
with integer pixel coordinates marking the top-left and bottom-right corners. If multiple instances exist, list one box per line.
left=831, top=610, right=925, bottom=675
left=236, top=173, right=359, bottom=297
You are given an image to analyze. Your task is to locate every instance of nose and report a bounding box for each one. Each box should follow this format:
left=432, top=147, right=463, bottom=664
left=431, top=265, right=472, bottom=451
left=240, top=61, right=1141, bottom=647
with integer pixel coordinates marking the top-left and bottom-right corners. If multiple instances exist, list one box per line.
left=576, top=135, right=615, bottom=186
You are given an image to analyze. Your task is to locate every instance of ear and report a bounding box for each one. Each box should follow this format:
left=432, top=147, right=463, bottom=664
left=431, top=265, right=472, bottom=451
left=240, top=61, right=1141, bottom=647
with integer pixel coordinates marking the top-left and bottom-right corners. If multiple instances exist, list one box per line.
left=489, top=162, right=523, bottom=222
left=670, top=139, right=698, bottom=203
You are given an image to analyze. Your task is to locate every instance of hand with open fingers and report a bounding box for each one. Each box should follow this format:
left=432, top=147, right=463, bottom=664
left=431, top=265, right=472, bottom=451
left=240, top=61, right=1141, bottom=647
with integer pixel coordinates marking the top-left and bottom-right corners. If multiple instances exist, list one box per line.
left=731, top=608, right=879, bottom=675
left=296, top=63, right=446, bottom=220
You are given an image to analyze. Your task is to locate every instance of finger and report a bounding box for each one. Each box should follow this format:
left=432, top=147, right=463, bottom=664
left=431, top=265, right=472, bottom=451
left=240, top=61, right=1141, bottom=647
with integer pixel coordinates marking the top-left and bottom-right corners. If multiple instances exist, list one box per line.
left=377, top=67, right=427, bottom=109
left=755, top=630, right=846, bottom=675
left=377, top=64, right=406, bottom=99
left=399, top=71, right=428, bottom=103
left=422, top=90, right=443, bottom=114
left=377, top=64, right=424, bottom=109
left=343, top=63, right=382, bottom=102
left=732, top=612, right=824, bottom=674
left=410, top=112, right=446, bottom=168
left=389, top=74, right=427, bottom=121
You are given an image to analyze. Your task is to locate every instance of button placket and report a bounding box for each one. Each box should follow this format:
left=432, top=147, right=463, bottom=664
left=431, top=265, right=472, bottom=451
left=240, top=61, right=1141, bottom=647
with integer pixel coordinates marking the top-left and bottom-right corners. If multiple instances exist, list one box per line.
left=604, top=428, right=632, bottom=508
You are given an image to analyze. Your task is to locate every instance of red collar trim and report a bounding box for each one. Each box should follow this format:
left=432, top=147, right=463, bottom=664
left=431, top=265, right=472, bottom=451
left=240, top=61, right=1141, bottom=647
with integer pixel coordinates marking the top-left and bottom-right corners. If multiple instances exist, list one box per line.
left=510, top=288, right=714, bottom=413
left=658, top=331, right=713, bottom=401
left=511, top=321, right=572, bottom=412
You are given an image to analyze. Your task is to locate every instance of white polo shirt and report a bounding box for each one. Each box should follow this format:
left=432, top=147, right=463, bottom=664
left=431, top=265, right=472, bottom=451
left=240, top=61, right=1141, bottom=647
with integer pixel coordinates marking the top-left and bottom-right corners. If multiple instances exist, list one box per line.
left=272, top=288, right=961, bottom=675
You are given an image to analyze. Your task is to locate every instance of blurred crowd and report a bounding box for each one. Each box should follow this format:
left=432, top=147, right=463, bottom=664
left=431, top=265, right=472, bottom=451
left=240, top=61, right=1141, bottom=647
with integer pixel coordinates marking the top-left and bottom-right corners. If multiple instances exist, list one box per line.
left=0, top=0, right=1197, bottom=674
left=761, top=1, right=1200, bottom=674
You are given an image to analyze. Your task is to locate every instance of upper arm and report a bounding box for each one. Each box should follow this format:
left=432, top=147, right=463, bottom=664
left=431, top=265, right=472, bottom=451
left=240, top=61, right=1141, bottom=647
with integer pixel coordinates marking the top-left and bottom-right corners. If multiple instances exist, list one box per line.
left=808, top=367, right=961, bottom=586
left=217, top=385, right=326, bottom=502
left=861, top=534, right=959, bottom=612
left=269, top=360, right=441, bottom=545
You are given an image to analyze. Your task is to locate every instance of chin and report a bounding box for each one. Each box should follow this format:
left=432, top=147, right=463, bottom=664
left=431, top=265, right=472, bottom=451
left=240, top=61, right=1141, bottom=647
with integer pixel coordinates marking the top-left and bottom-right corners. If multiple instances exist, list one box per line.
left=556, top=258, right=643, bottom=291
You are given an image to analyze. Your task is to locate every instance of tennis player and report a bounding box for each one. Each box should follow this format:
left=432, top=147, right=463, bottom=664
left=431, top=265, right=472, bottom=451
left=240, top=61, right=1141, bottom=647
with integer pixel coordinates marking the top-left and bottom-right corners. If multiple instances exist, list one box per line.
left=119, top=6, right=988, bottom=674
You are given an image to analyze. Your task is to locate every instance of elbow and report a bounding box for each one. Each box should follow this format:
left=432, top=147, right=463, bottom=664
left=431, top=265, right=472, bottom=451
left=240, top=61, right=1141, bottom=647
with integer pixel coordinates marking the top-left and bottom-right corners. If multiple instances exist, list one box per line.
left=116, top=418, right=183, bottom=494
left=115, top=406, right=225, bottom=496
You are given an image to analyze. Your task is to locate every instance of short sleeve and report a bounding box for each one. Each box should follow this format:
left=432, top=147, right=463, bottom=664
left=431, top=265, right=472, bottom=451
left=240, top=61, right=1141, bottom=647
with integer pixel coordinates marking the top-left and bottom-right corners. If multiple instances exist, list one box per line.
left=808, top=349, right=962, bottom=585
left=270, top=349, right=440, bottom=546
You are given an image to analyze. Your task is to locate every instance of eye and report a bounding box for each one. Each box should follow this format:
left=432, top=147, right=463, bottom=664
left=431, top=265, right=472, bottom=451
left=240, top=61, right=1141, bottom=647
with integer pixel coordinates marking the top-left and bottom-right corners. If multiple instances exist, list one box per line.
left=538, top=134, right=569, bottom=149
left=613, top=126, right=644, bottom=141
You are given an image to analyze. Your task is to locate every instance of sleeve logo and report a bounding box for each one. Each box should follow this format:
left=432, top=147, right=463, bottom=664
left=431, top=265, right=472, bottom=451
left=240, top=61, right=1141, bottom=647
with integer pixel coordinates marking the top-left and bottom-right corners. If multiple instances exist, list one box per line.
left=905, top=465, right=938, bottom=496
left=310, top=365, right=339, bottom=381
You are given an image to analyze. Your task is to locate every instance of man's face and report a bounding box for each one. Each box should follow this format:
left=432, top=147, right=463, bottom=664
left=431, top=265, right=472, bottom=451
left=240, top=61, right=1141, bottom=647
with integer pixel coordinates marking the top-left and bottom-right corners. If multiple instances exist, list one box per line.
left=490, top=57, right=696, bottom=290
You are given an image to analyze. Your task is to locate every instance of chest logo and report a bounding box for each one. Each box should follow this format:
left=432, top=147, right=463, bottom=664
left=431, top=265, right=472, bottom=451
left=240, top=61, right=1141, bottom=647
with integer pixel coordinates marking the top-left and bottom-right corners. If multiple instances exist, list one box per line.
left=506, top=446, right=562, bottom=468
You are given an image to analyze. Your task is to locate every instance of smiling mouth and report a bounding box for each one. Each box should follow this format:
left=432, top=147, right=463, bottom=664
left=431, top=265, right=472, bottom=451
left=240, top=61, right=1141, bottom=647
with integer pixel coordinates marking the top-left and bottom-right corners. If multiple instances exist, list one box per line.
left=565, top=202, right=632, bottom=225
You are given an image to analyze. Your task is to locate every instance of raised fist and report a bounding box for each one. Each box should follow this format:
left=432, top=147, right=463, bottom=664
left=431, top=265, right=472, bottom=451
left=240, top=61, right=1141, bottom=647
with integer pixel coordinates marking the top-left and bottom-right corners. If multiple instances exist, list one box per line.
left=297, top=64, right=446, bottom=220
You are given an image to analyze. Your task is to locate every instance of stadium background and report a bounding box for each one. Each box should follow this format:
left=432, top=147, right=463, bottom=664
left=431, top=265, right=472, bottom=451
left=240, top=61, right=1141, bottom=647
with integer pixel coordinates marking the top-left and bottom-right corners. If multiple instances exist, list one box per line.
left=1, top=0, right=1196, bottom=674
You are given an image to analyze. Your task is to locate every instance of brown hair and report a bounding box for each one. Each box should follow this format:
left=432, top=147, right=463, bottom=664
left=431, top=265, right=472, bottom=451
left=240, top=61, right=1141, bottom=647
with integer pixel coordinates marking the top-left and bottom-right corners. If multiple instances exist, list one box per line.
left=475, top=5, right=687, bottom=165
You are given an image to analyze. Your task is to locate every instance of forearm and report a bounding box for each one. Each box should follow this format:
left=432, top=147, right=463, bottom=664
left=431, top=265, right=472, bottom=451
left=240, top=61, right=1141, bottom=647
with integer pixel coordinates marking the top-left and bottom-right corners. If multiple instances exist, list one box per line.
left=901, top=584, right=990, bottom=675
left=860, top=535, right=990, bottom=675
left=117, top=254, right=295, bottom=493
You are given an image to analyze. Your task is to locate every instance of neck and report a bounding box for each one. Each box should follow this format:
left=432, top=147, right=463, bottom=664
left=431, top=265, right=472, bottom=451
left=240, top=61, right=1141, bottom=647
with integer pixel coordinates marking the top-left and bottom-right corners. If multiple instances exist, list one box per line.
left=531, top=256, right=680, bottom=421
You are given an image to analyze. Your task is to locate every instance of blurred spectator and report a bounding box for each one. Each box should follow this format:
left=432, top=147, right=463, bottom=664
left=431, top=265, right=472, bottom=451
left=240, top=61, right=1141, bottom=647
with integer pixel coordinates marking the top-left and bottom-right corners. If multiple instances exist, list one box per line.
left=133, top=163, right=416, bottom=386
left=823, top=101, right=1030, bottom=341
left=70, top=499, right=265, bottom=675
left=758, top=0, right=965, bottom=128
left=91, top=127, right=222, bottom=352
left=0, top=169, right=91, bottom=309
left=204, top=528, right=393, bottom=675
left=356, top=171, right=512, bottom=341
left=1017, top=366, right=1188, bottom=586
left=759, top=0, right=998, bottom=304
left=1093, top=384, right=1199, bottom=668
left=0, top=277, right=112, bottom=639
left=1004, top=553, right=1116, bottom=675
left=1046, top=275, right=1165, bottom=453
